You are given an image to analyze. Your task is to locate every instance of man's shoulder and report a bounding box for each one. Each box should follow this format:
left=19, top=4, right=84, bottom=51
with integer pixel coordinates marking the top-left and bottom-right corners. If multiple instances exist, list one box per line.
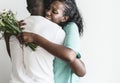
left=25, top=16, right=63, bottom=30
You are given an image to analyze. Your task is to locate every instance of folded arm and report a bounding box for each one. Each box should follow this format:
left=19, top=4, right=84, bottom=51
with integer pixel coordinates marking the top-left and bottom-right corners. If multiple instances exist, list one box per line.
left=17, top=22, right=86, bottom=77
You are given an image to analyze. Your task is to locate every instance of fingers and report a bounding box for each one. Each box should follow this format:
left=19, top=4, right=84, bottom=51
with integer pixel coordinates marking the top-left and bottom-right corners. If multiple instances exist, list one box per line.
left=17, top=33, right=24, bottom=44
left=18, top=20, right=26, bottom=26
left=20, top=27, right=25, bottom=30
left=16, top=32, right=34, bottom=45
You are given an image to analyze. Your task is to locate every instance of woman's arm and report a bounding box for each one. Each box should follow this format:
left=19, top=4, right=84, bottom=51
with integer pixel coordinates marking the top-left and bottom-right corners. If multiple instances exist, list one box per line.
left=70, top=58, right=86, bottom=77
left=63, top=22, right=86, bottom=76
left=18, top=32, right=76, bottom=62
left=17, top=22, right=86, bottom=76
left=18, top=31, right=86, bottom=77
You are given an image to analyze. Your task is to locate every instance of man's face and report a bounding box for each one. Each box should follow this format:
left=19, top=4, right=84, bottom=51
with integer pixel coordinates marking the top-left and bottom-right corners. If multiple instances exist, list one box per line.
left=28, top=0, right=44, bottom=16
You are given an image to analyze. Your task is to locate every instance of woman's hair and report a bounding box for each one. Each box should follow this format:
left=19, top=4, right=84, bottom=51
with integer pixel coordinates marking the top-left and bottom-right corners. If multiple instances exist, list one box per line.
left=52, top=0, right=83, bottom=35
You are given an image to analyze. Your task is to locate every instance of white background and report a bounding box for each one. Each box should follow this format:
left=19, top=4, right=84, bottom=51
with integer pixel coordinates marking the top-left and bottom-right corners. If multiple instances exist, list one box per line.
left=0, top=0, right=120, bottom=83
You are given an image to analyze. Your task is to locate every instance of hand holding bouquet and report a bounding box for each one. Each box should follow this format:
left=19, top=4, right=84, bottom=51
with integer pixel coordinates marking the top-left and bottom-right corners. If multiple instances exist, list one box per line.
left=0, top=10, right=37, bottom=51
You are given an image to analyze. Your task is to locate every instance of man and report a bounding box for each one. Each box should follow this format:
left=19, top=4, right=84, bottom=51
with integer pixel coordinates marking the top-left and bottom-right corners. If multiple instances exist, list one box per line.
left=6, top=0, right=65, bottom=83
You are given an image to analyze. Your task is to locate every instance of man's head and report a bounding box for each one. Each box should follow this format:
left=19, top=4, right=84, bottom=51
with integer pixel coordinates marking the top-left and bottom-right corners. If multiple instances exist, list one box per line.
left=26, top=0, right=44, bottom=16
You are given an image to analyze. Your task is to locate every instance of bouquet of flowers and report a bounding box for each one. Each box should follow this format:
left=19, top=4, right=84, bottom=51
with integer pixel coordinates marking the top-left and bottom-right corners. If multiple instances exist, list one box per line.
left=0, top=10, right=37, bottom=51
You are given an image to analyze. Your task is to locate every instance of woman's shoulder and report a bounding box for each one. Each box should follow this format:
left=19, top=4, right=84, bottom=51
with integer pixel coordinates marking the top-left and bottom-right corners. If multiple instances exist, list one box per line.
left=63, top=22, right=78, bottom=31
left=66, top=22, right=77, bottom=27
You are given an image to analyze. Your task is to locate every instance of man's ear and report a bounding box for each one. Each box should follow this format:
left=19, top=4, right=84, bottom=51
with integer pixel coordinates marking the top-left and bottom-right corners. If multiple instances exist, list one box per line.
left=61, top=16, right=69, bottom=22
left=27, top=7, right=32, bottom=13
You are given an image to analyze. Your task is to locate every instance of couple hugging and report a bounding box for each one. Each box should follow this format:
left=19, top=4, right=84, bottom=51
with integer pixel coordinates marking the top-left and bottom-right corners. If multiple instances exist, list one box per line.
left=5, top=0, right=86, bottom=83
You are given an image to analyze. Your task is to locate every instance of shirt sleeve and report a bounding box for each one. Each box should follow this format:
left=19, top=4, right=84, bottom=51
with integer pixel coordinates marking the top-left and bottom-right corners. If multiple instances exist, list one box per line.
left=63, top=22, right=81, bottom=58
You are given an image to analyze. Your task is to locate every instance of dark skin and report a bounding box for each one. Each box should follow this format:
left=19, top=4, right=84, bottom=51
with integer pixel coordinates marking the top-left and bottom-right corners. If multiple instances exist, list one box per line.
left=4, top=0, right=86, bottom=77
left=27, top=0, right=44, bottom=16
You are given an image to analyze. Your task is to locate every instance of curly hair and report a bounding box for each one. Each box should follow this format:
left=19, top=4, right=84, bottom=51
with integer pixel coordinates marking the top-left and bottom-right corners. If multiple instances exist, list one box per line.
left=52, top=0, right=83, bottom=35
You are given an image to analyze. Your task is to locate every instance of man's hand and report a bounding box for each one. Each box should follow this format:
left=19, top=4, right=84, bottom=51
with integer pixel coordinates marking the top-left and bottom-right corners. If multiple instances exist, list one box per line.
left=18, top=20, right=26, bottom=30
left=18, top=20, right=26, bottom=26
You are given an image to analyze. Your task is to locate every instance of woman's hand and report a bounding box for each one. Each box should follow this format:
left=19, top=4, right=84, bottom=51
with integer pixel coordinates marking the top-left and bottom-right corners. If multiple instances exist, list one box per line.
left=17, top=32, right=35, bottom=44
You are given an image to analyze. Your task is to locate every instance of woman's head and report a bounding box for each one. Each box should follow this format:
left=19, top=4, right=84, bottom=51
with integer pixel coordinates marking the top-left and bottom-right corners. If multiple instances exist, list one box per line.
left=45, top=0, right=69, bottom=24
left=45, top=0, right=83, bottom=35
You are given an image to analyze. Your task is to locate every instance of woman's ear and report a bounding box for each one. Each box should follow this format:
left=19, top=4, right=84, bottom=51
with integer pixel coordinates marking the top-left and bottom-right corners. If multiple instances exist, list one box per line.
left=61, top=16, right=69, bottom=22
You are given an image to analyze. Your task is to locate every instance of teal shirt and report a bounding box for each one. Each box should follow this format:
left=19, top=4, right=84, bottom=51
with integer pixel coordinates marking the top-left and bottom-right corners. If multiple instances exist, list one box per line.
left=54, top=22, right=81, bottom=83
